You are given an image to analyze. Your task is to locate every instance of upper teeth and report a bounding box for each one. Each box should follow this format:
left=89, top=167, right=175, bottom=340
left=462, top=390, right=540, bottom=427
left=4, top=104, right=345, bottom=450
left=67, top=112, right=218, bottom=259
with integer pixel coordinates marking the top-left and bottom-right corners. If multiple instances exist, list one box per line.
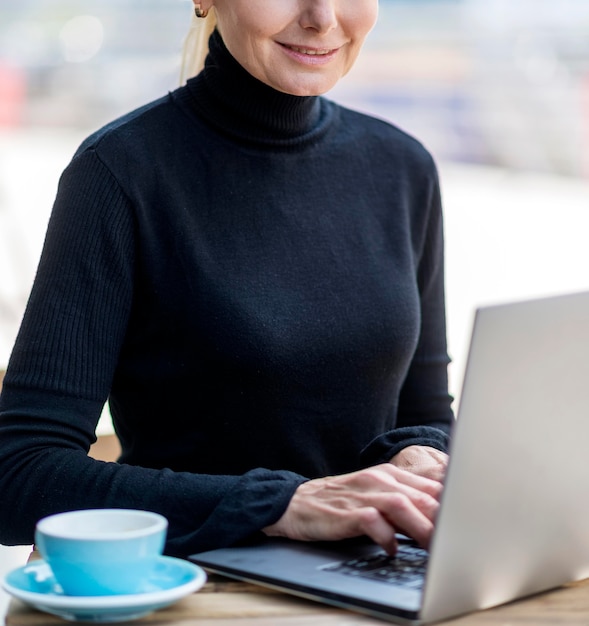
left=289, top=46, right=331, bottom=56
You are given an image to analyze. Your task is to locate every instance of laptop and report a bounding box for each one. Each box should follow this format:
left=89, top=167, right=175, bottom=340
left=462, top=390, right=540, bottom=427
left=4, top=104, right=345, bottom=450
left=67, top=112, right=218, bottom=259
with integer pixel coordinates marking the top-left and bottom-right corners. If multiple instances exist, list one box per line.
left=190, top=290, right=589, bottom=624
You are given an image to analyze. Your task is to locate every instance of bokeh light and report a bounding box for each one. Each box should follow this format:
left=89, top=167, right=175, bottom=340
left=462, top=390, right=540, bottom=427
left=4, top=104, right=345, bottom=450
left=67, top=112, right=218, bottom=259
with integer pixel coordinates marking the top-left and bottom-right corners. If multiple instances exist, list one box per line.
left=59, top=15, right=104, bottom=64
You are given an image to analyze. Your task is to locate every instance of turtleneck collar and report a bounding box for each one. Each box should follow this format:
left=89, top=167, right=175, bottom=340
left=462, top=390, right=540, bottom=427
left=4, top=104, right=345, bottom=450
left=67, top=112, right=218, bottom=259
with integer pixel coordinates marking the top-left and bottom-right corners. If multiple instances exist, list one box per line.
left=184, top=30, right=332, bottom=148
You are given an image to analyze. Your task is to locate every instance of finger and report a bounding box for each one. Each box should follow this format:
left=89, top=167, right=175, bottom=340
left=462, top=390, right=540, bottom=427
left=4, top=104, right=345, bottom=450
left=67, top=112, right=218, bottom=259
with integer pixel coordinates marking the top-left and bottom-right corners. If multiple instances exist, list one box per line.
left=310, top=505, right=400, bottom=555
left=379, top=464, right=444, bottom=501
left=375, top=492, right=435, bottom=549
left=352, top=473, right=439, bottom=526
left=328, top=493, right=434, bottom=553
left=391, top=485, right=439, bottom=524
left=342, top=465, right=443, bottom=516
left=355, top=507, right=399, bottom=556
left=349, top=479, right=438, bottom=548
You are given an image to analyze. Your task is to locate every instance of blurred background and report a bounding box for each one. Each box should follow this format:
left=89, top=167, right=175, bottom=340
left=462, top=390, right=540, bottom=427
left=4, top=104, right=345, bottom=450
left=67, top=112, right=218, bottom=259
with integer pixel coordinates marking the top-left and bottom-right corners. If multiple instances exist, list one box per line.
left=1, top=0, right=589, bottom=606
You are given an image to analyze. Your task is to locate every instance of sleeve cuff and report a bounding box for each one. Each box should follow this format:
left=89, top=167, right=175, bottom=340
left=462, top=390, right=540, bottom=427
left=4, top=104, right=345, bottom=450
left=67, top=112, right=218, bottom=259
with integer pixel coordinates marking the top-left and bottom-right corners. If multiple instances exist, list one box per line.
left=359, top=426, right=450, bottom=467
left=167, top=468, right=308, bottom=556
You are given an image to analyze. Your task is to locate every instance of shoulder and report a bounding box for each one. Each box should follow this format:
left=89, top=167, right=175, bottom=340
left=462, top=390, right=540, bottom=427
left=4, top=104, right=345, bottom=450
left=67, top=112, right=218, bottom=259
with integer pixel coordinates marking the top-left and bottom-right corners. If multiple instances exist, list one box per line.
left=73, top=88, right=189, bottom=163
left=329, top=100, right=437, bottom=175
left=75, top=98, right=171, bottom=155
left=65, top=86, right=197, bottom=192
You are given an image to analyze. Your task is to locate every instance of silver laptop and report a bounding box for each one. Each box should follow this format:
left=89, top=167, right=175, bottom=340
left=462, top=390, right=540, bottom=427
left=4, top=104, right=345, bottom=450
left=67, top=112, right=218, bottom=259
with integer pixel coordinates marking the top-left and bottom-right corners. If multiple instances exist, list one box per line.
left=191, top=291, right=589, bottom=624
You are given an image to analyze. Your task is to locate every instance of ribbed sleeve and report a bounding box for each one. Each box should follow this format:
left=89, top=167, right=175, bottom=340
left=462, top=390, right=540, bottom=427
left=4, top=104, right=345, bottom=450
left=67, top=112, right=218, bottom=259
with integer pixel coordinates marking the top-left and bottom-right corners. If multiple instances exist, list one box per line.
left=0, top=148, right=307, bottom=551
left=7, top=151, right=134, bottom=400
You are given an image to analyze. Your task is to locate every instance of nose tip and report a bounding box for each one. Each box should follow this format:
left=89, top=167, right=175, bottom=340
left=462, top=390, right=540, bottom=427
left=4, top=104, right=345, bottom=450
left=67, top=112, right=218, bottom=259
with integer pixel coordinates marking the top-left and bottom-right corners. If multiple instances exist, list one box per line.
left=300, top=0, right=338, bottom=33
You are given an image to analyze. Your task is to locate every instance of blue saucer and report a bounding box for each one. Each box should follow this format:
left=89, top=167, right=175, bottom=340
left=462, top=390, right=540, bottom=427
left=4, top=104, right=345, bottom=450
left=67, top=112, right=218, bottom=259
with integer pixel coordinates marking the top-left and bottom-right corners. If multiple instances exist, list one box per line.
left=2, top=556, right=207, bottom=623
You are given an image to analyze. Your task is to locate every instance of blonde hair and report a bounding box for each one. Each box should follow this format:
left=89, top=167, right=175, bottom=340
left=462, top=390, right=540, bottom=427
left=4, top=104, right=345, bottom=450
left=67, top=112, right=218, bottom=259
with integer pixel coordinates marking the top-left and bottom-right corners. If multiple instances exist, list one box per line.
left=179, top=9, right=217, bottom=84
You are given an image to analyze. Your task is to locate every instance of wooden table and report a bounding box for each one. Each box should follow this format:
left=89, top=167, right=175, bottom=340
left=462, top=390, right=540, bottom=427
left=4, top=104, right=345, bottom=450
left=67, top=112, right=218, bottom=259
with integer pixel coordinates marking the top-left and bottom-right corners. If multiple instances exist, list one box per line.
left=6, top=568, right=589, bottom=626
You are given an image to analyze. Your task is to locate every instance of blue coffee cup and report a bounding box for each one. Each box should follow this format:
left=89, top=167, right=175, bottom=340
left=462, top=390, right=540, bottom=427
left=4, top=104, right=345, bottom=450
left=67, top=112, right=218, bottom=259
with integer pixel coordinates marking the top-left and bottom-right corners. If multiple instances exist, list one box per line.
left=35, top=509, right=168, bottom=596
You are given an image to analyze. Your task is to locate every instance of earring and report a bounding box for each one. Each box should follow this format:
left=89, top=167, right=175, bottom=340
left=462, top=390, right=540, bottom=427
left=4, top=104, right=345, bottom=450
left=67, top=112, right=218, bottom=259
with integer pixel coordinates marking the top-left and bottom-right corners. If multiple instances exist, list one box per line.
left=194, top=3, right=209, bottom=18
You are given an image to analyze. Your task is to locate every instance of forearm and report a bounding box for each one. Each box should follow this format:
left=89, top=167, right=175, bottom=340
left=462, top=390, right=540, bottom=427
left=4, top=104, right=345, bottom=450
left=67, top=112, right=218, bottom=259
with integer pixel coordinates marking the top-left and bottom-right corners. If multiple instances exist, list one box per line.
left=0, top=386, right=306, bottom=556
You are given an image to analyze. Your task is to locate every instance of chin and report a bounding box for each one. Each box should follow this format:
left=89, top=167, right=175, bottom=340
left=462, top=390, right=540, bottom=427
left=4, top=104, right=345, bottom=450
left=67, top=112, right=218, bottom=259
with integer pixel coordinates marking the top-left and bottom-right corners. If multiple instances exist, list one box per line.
left=268, top=70, right=342, bottom=97
left=277, top=80, right=338, bottom=97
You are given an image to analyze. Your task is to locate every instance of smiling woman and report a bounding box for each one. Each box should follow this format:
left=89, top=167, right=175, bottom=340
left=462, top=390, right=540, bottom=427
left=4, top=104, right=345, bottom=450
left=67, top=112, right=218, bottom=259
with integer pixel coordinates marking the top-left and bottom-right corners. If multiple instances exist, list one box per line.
left=204, top=0, right=377, bottom=95
left=0, top=0, right=454, bottom=558
left=181, top=0, right=378, bottom=94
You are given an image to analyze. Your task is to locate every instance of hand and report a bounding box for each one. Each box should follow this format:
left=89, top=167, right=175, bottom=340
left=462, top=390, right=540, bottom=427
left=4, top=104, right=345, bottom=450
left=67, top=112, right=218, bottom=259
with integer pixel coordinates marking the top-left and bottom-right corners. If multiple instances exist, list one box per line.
left=263, top=464, right=442, bottom=555
left=390, top=445, right=449, bottom=485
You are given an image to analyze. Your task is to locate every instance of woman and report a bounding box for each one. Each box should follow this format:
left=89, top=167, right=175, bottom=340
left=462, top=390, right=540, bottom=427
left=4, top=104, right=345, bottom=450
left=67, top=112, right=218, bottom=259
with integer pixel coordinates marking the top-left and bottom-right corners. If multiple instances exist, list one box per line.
left=0, top=0, right=453, bottom=557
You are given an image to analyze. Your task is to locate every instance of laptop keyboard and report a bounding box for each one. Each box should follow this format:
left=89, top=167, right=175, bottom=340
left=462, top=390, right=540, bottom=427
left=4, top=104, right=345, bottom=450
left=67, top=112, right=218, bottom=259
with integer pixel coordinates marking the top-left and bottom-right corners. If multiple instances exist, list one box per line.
left=320, top=543, right=428, bottom=589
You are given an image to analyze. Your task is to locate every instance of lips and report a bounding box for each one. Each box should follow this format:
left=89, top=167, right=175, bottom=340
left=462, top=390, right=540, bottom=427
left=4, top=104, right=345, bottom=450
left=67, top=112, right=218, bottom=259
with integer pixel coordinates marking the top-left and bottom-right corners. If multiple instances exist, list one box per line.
left=284, top=45, right=335, bottom=56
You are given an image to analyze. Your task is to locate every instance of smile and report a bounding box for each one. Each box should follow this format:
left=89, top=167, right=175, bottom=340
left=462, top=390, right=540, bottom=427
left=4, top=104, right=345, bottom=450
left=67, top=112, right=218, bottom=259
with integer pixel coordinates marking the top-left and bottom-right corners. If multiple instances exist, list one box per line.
left=284, top=45, right=334, bottom=56
left=278, top=43, right=340, bottom=66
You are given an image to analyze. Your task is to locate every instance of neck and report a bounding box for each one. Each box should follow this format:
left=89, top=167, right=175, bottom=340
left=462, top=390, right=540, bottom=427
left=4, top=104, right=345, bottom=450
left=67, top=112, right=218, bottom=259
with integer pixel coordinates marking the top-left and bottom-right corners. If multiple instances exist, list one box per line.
left=184, top=30, right=331, bottom=147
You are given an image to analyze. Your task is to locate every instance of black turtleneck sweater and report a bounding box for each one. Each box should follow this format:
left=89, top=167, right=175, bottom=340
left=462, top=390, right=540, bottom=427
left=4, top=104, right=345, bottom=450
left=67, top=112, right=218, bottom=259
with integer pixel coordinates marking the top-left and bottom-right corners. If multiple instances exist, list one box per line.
left=0, top=32, right=453, bottom=554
